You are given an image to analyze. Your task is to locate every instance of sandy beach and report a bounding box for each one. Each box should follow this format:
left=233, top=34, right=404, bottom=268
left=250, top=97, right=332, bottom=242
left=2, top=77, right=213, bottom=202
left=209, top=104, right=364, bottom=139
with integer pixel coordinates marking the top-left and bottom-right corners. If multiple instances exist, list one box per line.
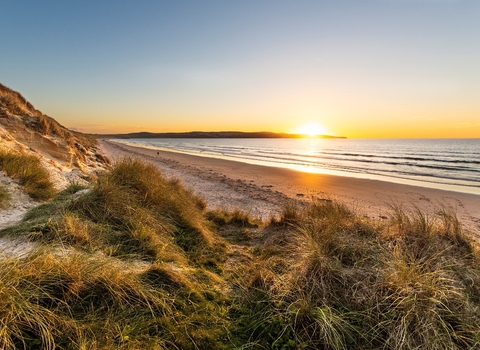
left=99, top=140, right=480, bottom=239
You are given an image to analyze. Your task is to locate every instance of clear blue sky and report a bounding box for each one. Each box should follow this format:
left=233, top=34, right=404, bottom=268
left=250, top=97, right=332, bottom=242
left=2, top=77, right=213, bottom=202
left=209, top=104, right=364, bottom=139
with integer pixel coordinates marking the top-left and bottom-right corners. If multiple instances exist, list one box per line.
left=1, top=0, right=479, bottom=137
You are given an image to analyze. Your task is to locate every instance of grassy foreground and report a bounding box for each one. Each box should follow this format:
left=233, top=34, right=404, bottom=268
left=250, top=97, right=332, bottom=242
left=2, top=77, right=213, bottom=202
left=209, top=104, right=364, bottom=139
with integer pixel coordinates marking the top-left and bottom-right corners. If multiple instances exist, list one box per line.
left=0, top=158, right=479, bottom=349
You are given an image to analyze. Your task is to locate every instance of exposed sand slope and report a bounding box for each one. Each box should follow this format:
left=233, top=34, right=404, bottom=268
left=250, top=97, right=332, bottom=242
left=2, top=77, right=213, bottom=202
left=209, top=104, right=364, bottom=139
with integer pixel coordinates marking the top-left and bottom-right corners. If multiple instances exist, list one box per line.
left=0, top=83, right=108, bottom=232
left=0, top=82, right=108, bottom=189
left=0, top=172, right=37, bottom=229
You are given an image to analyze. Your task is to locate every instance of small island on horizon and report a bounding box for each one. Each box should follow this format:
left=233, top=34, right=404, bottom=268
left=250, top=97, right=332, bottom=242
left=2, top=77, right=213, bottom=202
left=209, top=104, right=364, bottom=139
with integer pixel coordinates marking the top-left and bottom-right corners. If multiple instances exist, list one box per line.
left=92, top=131, right=347, bottom=139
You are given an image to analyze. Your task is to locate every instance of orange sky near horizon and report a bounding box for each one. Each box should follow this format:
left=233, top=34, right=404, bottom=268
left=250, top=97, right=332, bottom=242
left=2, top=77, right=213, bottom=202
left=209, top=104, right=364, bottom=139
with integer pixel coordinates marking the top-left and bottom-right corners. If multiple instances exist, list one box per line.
left=68, top=104, right=480, bottom=138
left=70, top=118, right=480, bottom=138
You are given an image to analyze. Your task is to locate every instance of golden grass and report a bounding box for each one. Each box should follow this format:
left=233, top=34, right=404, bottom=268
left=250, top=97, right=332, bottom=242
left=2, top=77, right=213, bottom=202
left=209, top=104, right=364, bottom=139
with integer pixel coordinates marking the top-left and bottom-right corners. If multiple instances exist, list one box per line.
left=0, top=184, right=11, bottom=208
left=1, top=157, right=479, bottom=349
left=0, top=157, right=235, bottom=348
left=0, top=248, right=170, bottom=349
left=0, top=149, right=56, bottom=200
left=241, top=199, right=480, bottom=349
left=65, top=157, right=225, bottom=263
left=0, top=83, right=41, bottom=117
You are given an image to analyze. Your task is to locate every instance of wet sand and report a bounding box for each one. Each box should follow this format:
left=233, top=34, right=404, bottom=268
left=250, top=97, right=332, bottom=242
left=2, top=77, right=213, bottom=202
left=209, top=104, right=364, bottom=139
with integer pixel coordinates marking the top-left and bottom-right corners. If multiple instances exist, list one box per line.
left=99, top=140, right=480, bottom=238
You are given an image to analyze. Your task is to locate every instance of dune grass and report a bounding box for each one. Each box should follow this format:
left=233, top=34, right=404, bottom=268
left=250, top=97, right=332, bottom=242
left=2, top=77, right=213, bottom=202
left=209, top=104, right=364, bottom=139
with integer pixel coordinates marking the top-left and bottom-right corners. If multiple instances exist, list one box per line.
left=1, top=157, right=234, bottom=349
left=0, top=84, right=41, bottom=117
left=0, top=184, right=11, bottom=208
left=0, top=150, right=56, bottom=201
left=0, top=248, right=172, bottom=349
left=239, top=199, right=480, bottom=349
left=63, top=157, right=226, bottom=264
left=0, top=157, right=479, bottom=349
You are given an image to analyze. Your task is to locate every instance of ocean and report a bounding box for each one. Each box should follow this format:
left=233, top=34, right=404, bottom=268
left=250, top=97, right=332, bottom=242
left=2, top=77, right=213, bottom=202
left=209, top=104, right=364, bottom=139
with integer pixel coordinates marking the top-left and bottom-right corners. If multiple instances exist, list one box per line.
left=113, top=138, right=480, bottom=195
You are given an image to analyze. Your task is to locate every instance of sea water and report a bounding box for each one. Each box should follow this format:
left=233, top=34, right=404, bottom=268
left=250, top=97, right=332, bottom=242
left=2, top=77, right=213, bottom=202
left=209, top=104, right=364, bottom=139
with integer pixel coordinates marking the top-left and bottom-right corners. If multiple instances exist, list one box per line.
left=113, top=138, right=480, bottom=195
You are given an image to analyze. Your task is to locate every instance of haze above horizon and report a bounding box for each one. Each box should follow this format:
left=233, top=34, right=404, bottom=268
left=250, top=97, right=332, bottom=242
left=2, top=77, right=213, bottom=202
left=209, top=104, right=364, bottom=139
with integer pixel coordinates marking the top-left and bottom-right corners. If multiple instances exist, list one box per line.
left=1, top=1, right=479, bottom=138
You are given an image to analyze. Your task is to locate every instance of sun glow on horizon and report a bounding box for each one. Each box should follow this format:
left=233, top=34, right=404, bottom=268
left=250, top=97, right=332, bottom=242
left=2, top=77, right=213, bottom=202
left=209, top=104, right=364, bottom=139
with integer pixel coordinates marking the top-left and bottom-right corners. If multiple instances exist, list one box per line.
left=294, top=122, right=330, bottom=137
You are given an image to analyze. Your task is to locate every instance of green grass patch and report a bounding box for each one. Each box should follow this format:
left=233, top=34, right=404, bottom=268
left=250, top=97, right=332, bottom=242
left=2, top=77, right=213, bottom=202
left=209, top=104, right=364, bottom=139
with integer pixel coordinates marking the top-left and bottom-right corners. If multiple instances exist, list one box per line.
left=0, top=149, right=56, bottom=200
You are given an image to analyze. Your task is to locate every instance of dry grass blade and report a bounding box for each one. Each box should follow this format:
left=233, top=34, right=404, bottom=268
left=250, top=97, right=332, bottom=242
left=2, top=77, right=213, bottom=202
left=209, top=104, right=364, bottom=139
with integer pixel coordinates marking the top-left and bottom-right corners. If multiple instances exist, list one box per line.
left=0, top=184, right=11, bottom=208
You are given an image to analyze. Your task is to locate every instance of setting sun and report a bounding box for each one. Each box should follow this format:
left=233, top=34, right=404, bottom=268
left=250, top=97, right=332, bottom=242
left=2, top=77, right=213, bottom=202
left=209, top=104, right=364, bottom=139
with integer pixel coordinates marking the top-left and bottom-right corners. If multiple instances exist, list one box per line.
left=294, top=122, right=329, bottom=137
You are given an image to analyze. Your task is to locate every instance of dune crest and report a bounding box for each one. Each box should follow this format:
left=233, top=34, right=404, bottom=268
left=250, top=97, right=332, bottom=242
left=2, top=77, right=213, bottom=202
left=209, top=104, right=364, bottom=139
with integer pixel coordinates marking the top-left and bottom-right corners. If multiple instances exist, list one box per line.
left=0, top=83, right=107, bottom=189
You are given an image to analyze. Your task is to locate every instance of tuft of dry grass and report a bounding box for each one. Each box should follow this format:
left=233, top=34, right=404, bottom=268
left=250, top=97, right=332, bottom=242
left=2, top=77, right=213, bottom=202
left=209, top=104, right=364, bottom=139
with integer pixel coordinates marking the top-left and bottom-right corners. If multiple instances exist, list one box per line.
left=268, top=201, right=303, bottom=227
left=240, top=199, right=480, bottom=349
left=0, top=83, right=42, bottom=117
left=0, top=248, right=170, bottom=349
left=64, top=157, right=225, bottom=264
left=0, top=149, right=56, bottom=200
left=375, top=245, right=466, bottom=349
left=0, top=184, right=11, bottom=208
left=206, top=209, right=258, bottom=228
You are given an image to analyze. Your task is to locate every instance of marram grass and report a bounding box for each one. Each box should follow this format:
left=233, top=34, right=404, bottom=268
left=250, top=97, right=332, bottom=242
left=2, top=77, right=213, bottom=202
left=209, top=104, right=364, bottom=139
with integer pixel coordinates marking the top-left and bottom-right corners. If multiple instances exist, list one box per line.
left=0, top=149, right=56, bottom=201
left=0, top=157, right=479, bottom=349
left=0, top=183, right=11, bottom=207
left=240, top=199, right=480, bottom=349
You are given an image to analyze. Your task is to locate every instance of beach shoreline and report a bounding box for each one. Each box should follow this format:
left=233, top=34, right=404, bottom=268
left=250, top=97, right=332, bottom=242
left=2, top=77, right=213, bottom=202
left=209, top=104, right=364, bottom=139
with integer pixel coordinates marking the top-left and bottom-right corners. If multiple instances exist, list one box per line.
left=99, top=139, right=480, bottom=239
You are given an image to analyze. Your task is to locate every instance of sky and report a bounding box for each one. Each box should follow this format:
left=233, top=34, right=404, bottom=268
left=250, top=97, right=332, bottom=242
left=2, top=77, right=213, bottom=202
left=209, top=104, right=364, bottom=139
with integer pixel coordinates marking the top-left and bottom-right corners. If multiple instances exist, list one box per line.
left=1, top=0, right=479, bottom=138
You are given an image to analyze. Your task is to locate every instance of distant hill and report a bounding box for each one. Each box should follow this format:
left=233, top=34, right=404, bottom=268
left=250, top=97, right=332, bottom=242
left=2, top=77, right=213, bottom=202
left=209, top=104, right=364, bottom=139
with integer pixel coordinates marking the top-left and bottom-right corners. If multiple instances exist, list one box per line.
left=0, top=83, right=107, bottom=187
left=94, top=131, right=346, bottom=139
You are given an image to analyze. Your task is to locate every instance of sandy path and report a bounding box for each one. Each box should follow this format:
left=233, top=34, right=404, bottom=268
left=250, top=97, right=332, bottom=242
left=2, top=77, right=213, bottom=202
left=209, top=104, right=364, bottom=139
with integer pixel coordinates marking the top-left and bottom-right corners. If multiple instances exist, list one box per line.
left=0, top=172, right=39, bottom=257
left=98, top=140, right=480, bottom=239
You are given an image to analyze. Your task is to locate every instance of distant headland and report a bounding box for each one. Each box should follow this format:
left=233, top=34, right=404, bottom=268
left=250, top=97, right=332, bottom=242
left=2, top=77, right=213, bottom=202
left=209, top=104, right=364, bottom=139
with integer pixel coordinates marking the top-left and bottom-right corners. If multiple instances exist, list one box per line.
left=93, top=131, right=346, bottom=139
